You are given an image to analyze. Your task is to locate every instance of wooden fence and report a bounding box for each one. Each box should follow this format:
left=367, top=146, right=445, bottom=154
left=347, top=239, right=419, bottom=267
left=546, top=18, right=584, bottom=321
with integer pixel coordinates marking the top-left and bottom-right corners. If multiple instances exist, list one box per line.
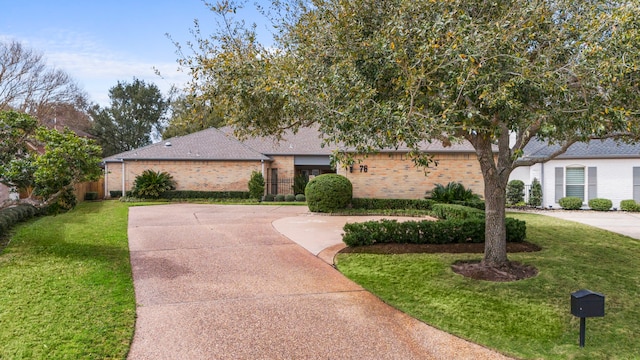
left=74, top=178, right=104, bottom=202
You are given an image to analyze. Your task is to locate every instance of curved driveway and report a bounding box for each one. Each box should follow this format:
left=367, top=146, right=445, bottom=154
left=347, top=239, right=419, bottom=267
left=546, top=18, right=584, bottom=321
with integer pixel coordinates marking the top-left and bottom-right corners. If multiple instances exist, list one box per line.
left=126, top=204, right=510, bottom=359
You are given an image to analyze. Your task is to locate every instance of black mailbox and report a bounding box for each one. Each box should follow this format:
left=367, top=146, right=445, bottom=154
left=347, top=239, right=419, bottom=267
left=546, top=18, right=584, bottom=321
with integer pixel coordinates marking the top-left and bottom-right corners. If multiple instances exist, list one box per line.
left=571, top=289, right=605, bottom=318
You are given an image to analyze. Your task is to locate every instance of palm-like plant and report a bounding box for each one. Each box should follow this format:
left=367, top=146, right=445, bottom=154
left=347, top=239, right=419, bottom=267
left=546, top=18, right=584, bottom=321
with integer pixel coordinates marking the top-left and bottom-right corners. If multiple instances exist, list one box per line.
left=131, top=170, right=176, bottom=199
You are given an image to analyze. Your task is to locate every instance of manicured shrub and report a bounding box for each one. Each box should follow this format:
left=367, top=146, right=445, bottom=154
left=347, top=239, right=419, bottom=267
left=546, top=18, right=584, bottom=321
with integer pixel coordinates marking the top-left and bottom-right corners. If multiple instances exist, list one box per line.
left=248, top=171, right=265, bottom=200
left=342, top=217, right=526, bottom=246
left=451, top=199, right=485, bottom=210
left=295, top=194, right=306, bottom=202
left=351, top=198, right=435, bottom=210
left=263, top=194, right=275, bottom=202
left=506, top=180, right=525, bottom=205
left=528, top=178, right=543, bottom=207
left=431, top=203, right=484, bottom=220
left=588, top=198, right=612, bottom=211
left=109, top=190, right=123, bottom=198
left=0, top=204, right=41, bottom=238
left=427, top=182, right=480, bottom=203
left=84, top=192, right=99, bottom=201
left=305, top=174, right=352, bottom=212
left=131, top=170, right=176, bottom=199
left=558, top=196, right=583, bottom=210
left=285, top=194, right=296, bottom=202
left=275, top=194, right=286, bottom=202
left=620, top=199, right=640, bottom=212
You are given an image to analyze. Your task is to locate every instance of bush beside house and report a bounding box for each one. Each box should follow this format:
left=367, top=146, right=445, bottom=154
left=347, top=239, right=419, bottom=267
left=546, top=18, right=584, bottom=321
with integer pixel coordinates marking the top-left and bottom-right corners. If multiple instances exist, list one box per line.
left=305, top=174, right=352, bottom=212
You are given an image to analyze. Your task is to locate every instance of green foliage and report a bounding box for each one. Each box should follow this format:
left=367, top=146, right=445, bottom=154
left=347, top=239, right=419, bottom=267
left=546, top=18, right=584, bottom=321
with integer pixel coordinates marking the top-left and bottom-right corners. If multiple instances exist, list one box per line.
left=431, top=203, right=485, bottom=220
left=45, top=187, right=77, bottom=214
left=179, top=0, right=640, bottom=266
left=528, top=178, right=543, bottom=207
left=293, top=174, right=309, bottom=195
left=131, top=170, right=176, bottom=199
left=295, top=194, right=306, bottom=202
left=275, top=194, right=286, bottom=202
left=558, top=197, right=583, bottom=210
left=0, top=205, right=41, bottom=238
left=0, top=111, right=102, bottom=208
left=588, top=198, right=612, bottom=211
left=427, top=182, right=480, bottom=203
left=89, top=78, right=168, bottom=157
left=285, top=194, right=296, bottom=202
left=342, top=217, right=526, bottom=246
left=263, top=194, right=275, bottom=202
left=162, top=94, right=224, bottom=138
left=351, top=198, right=435, bottom=210
left=506, top=180, right=525, bottom=205
left=620, top=200, right=640, bottom=212
left=110, top=190, right=123, bottom=198
left=305, top=174, right=353, bottom=212
left=84, top=192, right=99, bottom=201
left=248, top=171, right=265, bottom=199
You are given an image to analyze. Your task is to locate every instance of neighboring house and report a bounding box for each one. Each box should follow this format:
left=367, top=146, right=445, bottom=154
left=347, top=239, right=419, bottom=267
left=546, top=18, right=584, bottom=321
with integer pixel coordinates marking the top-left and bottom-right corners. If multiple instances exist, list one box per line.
left=103, top=126, right=492, bottom=199
left=510, top=139, right=640, bottom=209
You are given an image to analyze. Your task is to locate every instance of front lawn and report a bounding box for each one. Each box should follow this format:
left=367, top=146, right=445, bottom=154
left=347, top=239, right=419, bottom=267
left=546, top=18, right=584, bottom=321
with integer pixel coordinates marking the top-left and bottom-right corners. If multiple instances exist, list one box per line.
left=0, top=201, right=135, bottom=359
left=336, top=213, right=640, bottom=359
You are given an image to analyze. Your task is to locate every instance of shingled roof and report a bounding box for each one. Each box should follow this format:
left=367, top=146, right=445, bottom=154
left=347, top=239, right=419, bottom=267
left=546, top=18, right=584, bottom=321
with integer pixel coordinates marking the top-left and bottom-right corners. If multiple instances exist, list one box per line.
left=104, top=125, right=483, bottom=162
left=104, top=127, right=270, bottom=162
left=523, top=138, right=640, bottom=159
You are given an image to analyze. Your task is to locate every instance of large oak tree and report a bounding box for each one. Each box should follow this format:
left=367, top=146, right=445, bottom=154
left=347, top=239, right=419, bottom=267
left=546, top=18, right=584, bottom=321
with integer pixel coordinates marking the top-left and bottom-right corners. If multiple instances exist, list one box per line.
left=178, top=0, right=639, bottom=268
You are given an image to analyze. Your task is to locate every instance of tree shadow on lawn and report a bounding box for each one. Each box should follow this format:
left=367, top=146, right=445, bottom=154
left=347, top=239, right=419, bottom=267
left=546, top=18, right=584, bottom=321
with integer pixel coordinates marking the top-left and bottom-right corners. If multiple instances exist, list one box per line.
left=339, top=241, right=541, bottom=282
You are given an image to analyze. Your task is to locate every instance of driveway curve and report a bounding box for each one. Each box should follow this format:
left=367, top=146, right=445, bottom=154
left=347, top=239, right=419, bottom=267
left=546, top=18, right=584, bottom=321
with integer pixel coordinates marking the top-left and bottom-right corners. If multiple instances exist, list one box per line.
left=126, top=204, right=511, bottom=359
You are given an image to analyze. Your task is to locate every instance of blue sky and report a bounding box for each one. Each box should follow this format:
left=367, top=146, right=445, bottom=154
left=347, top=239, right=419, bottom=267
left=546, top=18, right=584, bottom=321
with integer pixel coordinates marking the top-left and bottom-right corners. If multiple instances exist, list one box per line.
left=0, top=0, right=273, bottom=106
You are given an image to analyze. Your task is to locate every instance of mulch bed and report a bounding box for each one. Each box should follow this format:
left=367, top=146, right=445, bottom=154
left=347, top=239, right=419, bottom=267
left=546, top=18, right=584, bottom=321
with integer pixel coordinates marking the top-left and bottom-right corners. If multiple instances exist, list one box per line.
left=339, top=241, right=541, bottom=282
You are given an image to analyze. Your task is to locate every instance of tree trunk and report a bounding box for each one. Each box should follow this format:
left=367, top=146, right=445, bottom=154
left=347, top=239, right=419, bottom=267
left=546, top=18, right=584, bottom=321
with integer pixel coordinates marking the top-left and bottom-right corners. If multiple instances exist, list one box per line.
left=482, top=177, right=508, bottom=267
left=471, top=132, right=512, bottom=268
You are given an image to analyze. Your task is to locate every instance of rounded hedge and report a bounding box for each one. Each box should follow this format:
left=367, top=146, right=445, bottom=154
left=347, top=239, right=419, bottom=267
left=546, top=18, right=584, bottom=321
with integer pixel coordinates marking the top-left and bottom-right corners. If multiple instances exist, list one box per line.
left=295, top=194, right=306, bottom=202
left=285, top=194, right=296, bottom=202
left=588, top=198, right=612, bottom=211
left=620, top=199, right=640, bottom=212
left=275, top=194, right=286, bottom=202
left=558, top=196, right=583, bottom=210
left=305, top=174, right=352, bottom=212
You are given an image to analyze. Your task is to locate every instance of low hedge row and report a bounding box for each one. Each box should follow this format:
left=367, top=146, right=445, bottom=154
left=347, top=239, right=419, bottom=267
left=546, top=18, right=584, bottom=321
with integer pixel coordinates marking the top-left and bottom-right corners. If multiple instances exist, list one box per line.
left=0, top=205, right=42, bottom=238
left=431, top=203, right=485, bottom=220
left=351, top=198, right=436, bottom=210
left=343, top=217, right=526, bottom=246
left=620, top=200, right=640, bottom=212
left=157, top=190, right=251, bottom=199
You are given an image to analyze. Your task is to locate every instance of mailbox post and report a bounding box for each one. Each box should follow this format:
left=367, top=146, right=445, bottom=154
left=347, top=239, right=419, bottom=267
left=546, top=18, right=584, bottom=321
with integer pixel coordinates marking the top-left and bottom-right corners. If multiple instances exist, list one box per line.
left=570, top=289, right=605, bottom=347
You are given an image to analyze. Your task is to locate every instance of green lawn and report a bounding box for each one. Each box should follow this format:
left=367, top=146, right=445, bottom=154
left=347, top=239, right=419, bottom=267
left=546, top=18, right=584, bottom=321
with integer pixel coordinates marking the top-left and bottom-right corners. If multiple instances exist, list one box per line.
left=0, top=201, right=135, bottom=359
left=336, top=213, right=640, bottom=360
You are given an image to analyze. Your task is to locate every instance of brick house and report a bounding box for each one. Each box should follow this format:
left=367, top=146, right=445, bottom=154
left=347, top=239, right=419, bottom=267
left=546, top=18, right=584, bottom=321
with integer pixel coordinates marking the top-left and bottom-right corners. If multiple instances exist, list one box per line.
left=103, top=126, right=489, bottom=199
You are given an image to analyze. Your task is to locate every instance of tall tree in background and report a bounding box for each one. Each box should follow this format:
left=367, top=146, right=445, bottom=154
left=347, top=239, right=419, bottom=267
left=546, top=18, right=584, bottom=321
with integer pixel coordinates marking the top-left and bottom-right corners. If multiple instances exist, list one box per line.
left=162, top=94, right=224, bottom=139
left=178, top=0, right=639, bottom=270
left=90, top=78, right=168, bottom=156
left=0, top=40, right=90, bottom=128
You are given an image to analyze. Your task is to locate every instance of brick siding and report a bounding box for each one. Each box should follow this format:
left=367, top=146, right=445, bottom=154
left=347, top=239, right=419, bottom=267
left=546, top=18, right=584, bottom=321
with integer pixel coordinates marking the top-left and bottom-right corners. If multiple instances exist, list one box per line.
left=336, top=152, right=484, bottom=199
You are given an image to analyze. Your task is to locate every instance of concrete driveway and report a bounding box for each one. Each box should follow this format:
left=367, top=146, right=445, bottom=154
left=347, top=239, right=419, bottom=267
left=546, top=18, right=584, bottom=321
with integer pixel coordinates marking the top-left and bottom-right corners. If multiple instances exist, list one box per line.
left=126, top=204, right=510, bottom=360
left=535, top=210, right=640, bottom=240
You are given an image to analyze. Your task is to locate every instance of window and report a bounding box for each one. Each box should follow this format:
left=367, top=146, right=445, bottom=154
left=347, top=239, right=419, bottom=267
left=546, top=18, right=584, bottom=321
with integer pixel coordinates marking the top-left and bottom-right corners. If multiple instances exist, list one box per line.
left=566, top=167, right=585, bottom=200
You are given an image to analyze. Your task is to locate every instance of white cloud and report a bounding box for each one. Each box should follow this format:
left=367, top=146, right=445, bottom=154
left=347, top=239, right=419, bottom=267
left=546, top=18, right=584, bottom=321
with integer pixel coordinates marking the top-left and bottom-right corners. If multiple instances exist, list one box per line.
left=1, top=29, right=190, bottom=106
